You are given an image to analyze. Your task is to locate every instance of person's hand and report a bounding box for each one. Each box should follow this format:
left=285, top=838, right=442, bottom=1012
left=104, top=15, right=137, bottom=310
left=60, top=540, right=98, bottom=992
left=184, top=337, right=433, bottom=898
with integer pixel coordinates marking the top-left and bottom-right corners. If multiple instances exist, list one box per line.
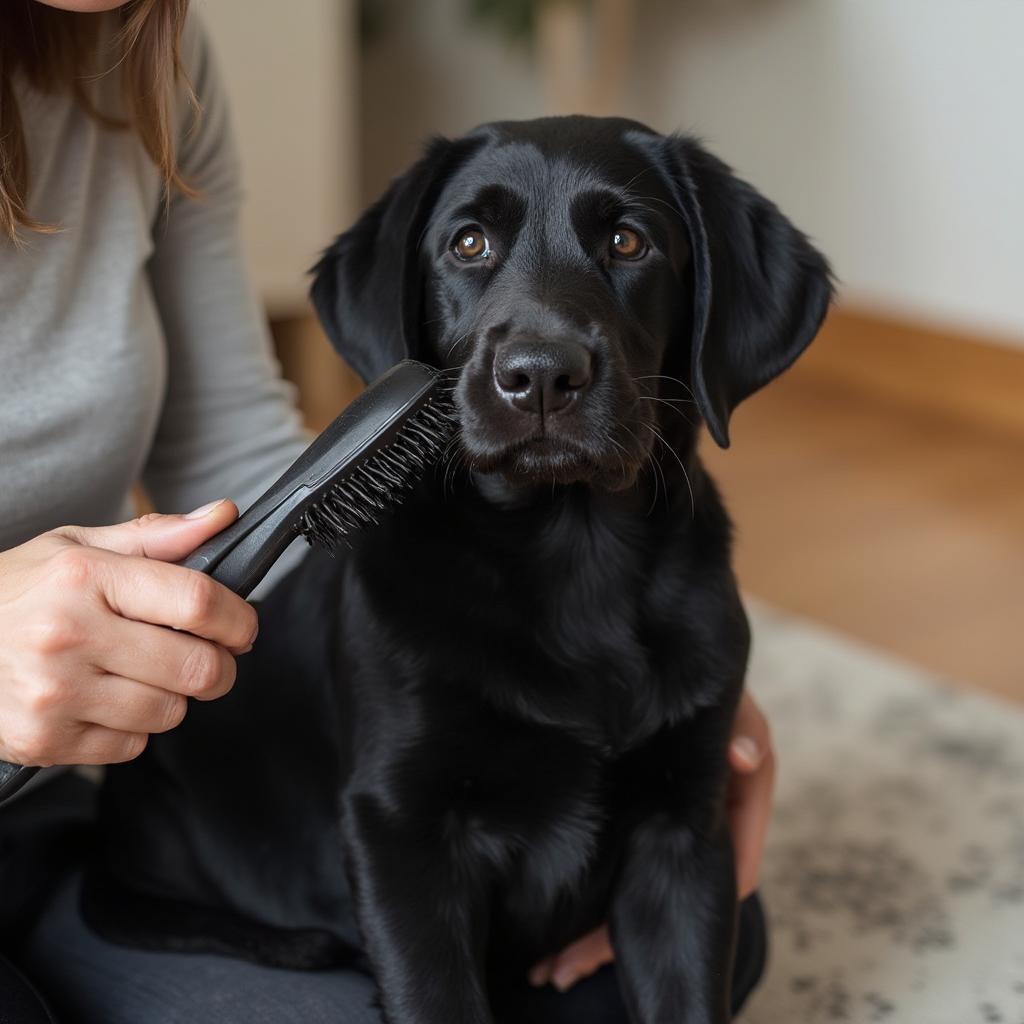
left=725, top=689, right=776, bottom=900
left=528, top=689, right=776, bottom=991
left=0, top=501, right=258, bottom=768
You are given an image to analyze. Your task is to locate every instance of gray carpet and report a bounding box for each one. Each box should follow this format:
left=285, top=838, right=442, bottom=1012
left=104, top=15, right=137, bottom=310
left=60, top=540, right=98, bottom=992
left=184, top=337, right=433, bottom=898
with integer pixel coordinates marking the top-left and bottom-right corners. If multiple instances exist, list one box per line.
left=742, top=604, right=1024, bottom=1024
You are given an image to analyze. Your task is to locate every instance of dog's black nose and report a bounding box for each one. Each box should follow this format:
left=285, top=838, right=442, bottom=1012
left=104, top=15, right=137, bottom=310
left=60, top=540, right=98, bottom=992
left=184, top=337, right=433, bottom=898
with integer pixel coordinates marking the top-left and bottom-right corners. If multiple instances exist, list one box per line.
left=493, top=340, right=592, bottom=414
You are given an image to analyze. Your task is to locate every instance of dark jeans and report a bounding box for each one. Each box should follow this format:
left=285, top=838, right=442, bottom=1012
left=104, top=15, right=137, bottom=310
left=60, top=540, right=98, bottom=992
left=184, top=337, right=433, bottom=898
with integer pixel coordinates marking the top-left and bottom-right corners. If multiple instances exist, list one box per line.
left=2, top=774, right=767, bottom=1023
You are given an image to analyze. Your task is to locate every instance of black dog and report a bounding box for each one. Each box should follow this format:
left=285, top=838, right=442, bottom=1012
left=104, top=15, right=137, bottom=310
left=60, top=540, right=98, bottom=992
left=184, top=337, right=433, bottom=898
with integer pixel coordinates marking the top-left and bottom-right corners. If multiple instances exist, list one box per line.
left=85, top=116, right=832, bottom=1024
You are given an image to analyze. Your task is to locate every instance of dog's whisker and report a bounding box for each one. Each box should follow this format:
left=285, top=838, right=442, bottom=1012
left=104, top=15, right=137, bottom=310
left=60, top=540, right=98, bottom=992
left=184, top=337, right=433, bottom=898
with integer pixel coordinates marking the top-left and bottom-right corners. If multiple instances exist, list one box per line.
left=617, top=418, right=650, bottom=459
left=617, top=418, right=666, bottom=514
left=438, top=429, right=468, bottom=497
left=633, top=395, right=697, bottom=429
left=630, top=420, right=669, bottom=517
left=634, top=394, right=695, bottom=407
left=645, top=447, right=664, bottom=516
left=632, top=374, right=697, bottom=401
left=442, top=447, right=458, bottom=497
left=619, top=414, right=666, bottom=517
left=638, top=420, right=695, bottom=519
left=445, top=333, right=473, bottom=359
left=624, top=418, right=660, bottom=514
left=604, top=431, right=633, bottom=488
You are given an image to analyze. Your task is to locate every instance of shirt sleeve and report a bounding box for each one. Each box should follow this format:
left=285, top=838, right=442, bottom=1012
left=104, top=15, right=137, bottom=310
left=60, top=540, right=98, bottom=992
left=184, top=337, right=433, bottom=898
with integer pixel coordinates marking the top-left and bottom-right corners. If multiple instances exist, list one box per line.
left=142, top=14, right=312, bottom=593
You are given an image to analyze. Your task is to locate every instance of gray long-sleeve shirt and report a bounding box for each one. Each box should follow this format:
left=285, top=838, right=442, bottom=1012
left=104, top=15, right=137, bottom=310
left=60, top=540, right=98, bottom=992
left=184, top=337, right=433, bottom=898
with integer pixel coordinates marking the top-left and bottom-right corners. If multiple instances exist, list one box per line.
left=1, top=14, right=310, bottom=586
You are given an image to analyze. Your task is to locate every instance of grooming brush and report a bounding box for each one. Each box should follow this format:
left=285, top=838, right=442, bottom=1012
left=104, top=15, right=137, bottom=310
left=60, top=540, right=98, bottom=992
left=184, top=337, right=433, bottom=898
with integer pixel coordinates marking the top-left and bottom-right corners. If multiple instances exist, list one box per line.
left=0, top=360, right=455, bottom=803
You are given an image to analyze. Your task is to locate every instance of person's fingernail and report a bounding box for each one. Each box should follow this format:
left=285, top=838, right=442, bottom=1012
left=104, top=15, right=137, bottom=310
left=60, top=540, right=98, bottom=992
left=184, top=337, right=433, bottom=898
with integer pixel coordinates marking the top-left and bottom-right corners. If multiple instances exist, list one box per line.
left=185, top=499, right=226, bottom=520
left=731, top=735, right=761, bottom=767
left=551, top=966, right=578, bottom=992
left=528, top=964, right=549, bottom=987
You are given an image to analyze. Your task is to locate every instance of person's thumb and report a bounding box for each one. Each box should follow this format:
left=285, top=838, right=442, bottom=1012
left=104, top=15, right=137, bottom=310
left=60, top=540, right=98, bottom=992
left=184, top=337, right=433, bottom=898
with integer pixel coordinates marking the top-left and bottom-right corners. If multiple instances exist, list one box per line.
left=58, top=500, right=238, bottom=563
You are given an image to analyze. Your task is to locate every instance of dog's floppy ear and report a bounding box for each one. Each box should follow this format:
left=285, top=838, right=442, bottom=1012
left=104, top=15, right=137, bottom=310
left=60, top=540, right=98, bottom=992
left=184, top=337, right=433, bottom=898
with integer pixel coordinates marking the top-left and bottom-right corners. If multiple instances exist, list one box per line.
left=310, top=136, right=479, bottom=384
left=660, top=136, right=834, bottom=448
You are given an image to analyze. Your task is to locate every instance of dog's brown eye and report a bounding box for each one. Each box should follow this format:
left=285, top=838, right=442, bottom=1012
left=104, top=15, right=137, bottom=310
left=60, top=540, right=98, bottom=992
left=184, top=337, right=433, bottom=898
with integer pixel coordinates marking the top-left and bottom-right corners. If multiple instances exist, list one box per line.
left=453, top=228, right=489, bottom=261
left=610, top=227, right=646, bottom=260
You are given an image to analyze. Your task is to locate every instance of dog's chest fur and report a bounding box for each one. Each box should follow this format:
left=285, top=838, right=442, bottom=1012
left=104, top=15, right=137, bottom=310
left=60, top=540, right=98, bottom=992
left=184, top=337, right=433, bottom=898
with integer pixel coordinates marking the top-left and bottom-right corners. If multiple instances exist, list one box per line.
left=333, top=475, right=744, bottom=951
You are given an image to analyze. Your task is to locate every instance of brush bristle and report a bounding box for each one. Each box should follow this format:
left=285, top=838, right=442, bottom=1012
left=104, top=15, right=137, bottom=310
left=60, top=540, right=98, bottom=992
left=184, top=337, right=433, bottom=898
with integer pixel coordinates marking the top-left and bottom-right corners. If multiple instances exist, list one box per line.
left=298, top=397, right=454, bottom=551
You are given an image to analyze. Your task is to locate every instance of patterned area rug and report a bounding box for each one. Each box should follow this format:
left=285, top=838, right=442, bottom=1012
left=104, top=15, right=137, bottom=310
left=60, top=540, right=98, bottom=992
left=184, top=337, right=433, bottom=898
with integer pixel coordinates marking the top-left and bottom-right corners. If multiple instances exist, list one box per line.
left=742, top=604, right=1024, bottom=1024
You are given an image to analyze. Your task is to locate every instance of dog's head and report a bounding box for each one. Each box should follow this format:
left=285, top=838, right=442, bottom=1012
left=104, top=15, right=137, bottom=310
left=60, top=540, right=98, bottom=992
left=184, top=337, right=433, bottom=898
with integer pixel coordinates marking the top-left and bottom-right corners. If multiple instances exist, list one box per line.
left=312, top=116, right=833, bottom=491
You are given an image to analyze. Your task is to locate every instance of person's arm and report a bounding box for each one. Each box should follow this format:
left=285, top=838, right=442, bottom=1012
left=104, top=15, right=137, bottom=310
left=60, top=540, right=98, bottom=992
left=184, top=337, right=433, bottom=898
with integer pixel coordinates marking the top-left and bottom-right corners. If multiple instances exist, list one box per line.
left=0, top=19, right=305, bottom=783
left=142, top=15, right=310, bottom=590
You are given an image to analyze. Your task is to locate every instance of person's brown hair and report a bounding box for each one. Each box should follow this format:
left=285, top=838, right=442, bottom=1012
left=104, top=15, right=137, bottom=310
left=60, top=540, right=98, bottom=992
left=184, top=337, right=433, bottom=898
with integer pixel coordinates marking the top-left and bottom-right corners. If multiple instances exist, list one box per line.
left=0, top=0, right=194, bottom=243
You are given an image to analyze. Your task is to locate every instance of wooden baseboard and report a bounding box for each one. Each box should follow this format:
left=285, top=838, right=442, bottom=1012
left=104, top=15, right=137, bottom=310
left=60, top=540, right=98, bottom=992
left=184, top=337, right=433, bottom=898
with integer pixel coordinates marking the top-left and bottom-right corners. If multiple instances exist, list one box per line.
left=795, top=306, right=1024, bottom=442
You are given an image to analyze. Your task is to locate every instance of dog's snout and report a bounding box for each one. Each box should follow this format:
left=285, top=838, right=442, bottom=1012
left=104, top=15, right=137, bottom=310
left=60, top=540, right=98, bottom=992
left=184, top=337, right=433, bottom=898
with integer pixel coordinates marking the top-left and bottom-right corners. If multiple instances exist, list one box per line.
left=493, top=339, right=592, bottom=415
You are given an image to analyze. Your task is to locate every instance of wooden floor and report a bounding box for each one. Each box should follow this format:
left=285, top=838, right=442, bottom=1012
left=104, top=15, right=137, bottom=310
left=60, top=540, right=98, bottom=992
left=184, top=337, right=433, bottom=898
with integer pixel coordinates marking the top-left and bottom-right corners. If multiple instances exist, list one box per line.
left=702, top=311, right=1024, bottom=705
left=273, top=309, right=1024, bottom=706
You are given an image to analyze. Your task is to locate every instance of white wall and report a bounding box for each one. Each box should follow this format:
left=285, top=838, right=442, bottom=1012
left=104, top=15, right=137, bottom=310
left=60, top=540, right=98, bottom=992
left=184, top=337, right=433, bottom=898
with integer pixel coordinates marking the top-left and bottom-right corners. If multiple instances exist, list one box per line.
left=361, top=0, right=1024, bottom=347
left=198, top=0, right=359, bottom=316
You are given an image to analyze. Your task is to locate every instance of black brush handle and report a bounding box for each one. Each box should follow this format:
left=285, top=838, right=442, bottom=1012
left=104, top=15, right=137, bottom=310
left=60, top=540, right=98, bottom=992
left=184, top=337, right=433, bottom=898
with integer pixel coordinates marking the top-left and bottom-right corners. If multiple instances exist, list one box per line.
left=177, top=489, right=310, bottom=599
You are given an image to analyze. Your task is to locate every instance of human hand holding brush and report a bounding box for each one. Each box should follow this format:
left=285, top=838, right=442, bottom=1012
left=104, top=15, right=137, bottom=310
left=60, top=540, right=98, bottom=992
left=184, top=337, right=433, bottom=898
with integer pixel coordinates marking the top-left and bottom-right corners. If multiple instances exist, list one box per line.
left=0, top=500, right=257, bottom=773
left=0, top=361, right=454, bottom=801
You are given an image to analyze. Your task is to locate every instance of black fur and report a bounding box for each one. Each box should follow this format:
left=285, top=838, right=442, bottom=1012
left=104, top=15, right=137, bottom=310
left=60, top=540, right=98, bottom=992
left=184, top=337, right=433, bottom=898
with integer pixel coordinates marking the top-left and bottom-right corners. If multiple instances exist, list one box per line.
left=85, top=116, right=832, bottom=1024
